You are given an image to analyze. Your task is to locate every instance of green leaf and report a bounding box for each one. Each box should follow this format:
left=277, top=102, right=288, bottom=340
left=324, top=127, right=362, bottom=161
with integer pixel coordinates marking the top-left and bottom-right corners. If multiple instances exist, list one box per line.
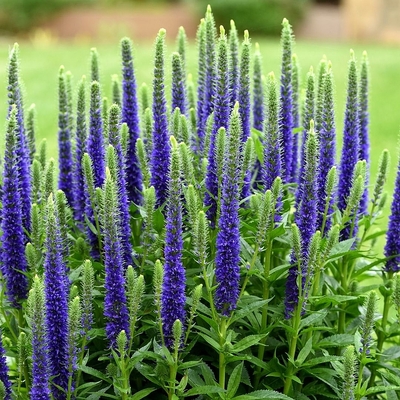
left=268, top=263, right=291, bottom=282
left=327, top=239, right=356, bottom=260
left=232, top=334, right=267, bottom=353
left=365, top=386, right=400, bottom=395
left=183, top=385, right=225, bottom=396
left=233, top=390, right=294, bottom=399
left=227, top=362, right=243, bottom=399
left=315, top=334, right=355, bottom=348
left=131, top=388, right=157, bottom=400
left=86, top=386, right=112, bottom=400
left=312, top=295, right=357, bottom=305
left=78, top=365, right=112, bottom=384
left=229, top=300, right=270, bottom=324
left=296, top=337, right=312, bottom=366
left=302, top=356, right=343, bottom=368
left=299, top=310, right=328, bottom=330
left=198, top=332, right=222, bottom=352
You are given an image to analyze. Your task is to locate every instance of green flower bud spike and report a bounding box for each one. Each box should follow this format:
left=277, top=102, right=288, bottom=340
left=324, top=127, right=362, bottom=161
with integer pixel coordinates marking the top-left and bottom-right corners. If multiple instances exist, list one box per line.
left=27, top=103, right=36, bottom=162
left=38, top=138, right=47, bottom=170
left=343, top=345, right=356, bottom=400
left=136, top=138, right=151, bottom=190
left=32, top=159, right=41, bottom=204
left=112, top=74, right=121, bottom=106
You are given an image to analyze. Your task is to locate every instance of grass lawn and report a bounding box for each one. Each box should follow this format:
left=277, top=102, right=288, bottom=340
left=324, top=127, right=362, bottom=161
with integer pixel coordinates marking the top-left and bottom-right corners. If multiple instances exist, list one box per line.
left=0, top=35, right=398, bottom=249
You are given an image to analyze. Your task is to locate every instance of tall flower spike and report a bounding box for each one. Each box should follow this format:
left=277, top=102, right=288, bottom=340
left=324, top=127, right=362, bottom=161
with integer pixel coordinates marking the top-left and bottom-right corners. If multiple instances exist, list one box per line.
left=68, top=296, right=81, bottom=387
left=177, top=26, right=187, bottom=71
left=90, top=47, right=100, bottom=82
left=360, top=291, right=377, bottom=355
left=239, top=30, right=251, bottom=199
left=296, top=120, right=319, bottom=257
left=102, top=169, right=130, bottom=348
left=196, top=19, right=207, bottom=153
left=26, top=103, right=36, bottom=162
left=359, top=51, right=370, bottom=215
left=28, top=276, right=51, bottom=400
left=102, top=97, right=109, bottom=144
left=204, top=5, right=217, bottom=128
left=279, top=18, right=294, bottom=184
left=252, top=43, right=264, bottom=132
left=285, top=122, right=319, bottom=316
left=239, top=30, right=251, bottom=143
left=81, top=260, right=94, bottom=337
left=0, top=332, right=11, bottom=400
left=338, top=50, right=360, bottom=213
left=252, top=43, right=264, bottom=189
left=317, top=65, right=336, bottom=233
left=87, top=81, right=105, bottom=188
left=82, top=153, right=101, bottom=260
left=314, top=57, right=327, bottom=135
left=150, top=29, right=170, bottom=207
left=343, top=346, right=356, bottom=400
left=297, top=66, right=315, bottom=205
left=385, top=147, right=400, bottom=272
left=8, top=43, right=31, bottom=232
left=290, top=53, right=300, bottom=181
left=263, top=72, right=281, bottom=190
left=66, top=71, right=74, bottom=134
left=44, top=193, right=69, bottom=399
left=72, top=76, right=88, bottom=226
left=121, top=37, right=143, bottom=205
left=108, top=104, right=133, bottom=267
left=228, top=20, right=239, bottom=109
left=171, top=52, right=187, bottom=116
left=215, top=103, right=242, bottom=315
left=58, top=66, right=74, bottom=206
left=112, top=74, right=121, bottom=106
left=1, top=105, right=29, bottom=306
left=161, top=136, right=186, bottom=347
left=187, top=75, right=196, bottom=115
left=205, top=25, right=230, bottom=226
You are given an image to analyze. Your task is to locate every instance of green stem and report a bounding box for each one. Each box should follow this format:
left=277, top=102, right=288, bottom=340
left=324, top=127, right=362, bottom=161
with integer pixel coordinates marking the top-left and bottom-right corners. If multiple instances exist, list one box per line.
left=201, top=261, right=217, bottom=322
left=168, top=345, right=179, bottom=400
left=368, top=273, right=392, bottom=388
left=355, top=348, right=367, bottom=400
left=254, top=242, right=272, bottom=388
left=75, top=336, right=87, bottom=392
left=283, top=304, right=301, bottom=395
left=338, top=258, right=348, bottom=335
left=219, top=318, right=227, bottom=390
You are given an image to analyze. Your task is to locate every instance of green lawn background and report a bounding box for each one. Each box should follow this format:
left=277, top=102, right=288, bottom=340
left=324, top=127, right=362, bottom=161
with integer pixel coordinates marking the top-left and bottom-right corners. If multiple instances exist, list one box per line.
left=0, top=35, right=398, bottom=251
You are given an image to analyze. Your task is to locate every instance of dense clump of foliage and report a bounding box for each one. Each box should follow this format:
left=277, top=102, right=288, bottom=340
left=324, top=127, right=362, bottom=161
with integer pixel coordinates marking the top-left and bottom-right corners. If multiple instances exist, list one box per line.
left=1, top=6, right=400, bottom=400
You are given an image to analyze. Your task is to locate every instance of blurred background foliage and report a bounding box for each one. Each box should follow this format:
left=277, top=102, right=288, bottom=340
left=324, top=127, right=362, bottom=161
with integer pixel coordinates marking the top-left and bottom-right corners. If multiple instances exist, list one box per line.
left=0, top=0, right=310, bottom=35
left=193, top=0, right=310, bottom=36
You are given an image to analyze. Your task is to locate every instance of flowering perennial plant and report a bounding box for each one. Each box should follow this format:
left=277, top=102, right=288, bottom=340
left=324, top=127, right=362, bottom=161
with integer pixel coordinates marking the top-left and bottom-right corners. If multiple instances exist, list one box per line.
left=0, top=8, right=399, bottom=400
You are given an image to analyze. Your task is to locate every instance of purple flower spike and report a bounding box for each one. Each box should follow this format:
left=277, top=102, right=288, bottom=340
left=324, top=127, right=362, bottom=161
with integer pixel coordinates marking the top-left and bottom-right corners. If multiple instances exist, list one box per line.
left=102, top=170, right=130, bottom=348
left=317, top=66, right=336, bottom=233
left=215, top=104, right=242, bottom=316
left=7, top=43, right=31, bottom=233
left=161, top=137, right=186, bottom=347
left=338, top=51, right=359, bottom=215
left=121, top=37, right=143, bottom=205
left=385, top=153, right=400, bottom=272
left=150, top=29, right=170, bottom=207
left=171, top=52, right=187, bottom=116
left=87, top=80, right=105, bottom=188
left=44, top=194, right=69, bottom=400
left=1, top=106, right=29, bottom=307
left=205, top=26, right=230, bottom=226
left=359, top=51, right=370, bottom=215
left=108, top=104, right=133, bottom=267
